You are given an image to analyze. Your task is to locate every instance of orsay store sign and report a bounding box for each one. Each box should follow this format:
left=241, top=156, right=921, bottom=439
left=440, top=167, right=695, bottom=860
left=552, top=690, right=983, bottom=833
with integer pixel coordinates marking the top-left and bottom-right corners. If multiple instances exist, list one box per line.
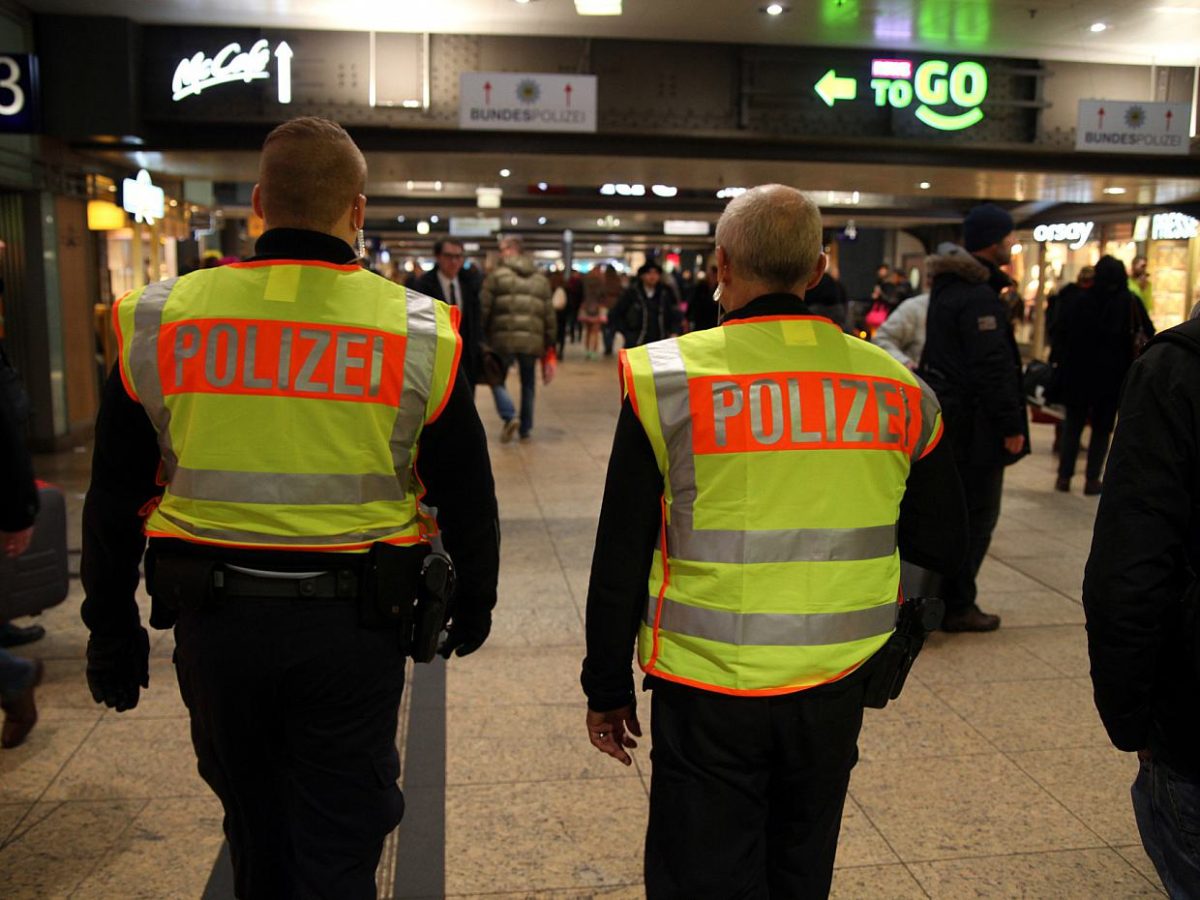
left=1032, top=221, right=1095, bottom=250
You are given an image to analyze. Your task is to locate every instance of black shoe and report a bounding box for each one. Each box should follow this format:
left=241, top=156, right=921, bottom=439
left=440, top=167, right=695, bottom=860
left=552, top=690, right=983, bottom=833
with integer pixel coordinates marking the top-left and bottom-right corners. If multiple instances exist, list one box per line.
left=941, top=604, right=1001, bottom=633
left=1055, top=477, right=1070, bottom=493
left=1084, top=479, right=1103, bottom=496
left=0, top=623, right=46, bottom=648
left=2, top=658, right=43, bottom=749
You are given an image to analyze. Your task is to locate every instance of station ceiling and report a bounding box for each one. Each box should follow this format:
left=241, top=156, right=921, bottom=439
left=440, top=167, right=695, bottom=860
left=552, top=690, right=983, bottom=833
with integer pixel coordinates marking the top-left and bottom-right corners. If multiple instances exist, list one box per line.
left=38, top=0, right=1200, bottom=241
left=24, top=0, right=1200, bottom=66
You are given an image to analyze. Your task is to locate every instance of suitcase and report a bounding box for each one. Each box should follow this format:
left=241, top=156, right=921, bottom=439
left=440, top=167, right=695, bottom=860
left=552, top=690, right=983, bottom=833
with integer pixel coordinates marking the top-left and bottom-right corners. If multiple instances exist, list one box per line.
left=0, top=483, right=70, bottom=619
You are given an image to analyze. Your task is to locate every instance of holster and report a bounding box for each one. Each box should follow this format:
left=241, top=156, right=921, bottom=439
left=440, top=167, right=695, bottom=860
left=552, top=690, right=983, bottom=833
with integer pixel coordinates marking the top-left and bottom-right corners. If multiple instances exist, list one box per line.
left=360, top=542, right=428, bottom=650
left=862, top=596, right=944, bottom=709
left=147, top=552, right=223, bottom=622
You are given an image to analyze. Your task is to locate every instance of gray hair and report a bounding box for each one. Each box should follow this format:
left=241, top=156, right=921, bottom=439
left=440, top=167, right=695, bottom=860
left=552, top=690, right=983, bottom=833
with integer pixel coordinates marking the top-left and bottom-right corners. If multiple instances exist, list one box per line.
left=499, top=235, right=524, bottom=253
left=715, top=185, right=823, bottom=291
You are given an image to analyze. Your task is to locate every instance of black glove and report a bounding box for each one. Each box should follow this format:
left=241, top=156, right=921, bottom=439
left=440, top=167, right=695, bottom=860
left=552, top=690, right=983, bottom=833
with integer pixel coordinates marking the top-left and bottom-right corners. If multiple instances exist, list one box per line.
left=86, top=627, right=150, bottom=712
left=438, top=613, right=491, bottom=659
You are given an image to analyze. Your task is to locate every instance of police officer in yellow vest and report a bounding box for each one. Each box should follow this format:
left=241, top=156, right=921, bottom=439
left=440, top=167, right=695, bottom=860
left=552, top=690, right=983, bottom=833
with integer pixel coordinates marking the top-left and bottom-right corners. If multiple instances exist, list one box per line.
left=582, top=185, right=967, bottom=898
left=80, top=118, right=499, bottom=898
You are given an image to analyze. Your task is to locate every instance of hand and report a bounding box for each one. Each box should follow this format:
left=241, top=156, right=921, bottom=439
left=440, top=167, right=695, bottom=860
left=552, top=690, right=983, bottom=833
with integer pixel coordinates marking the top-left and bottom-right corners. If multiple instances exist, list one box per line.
left=438, top=613, right=491, bottom=659
left=1003, top=434, right=1026, bottom=455
left=541, top=349, right=558, bottom=386
left=1, top=526, right=33, bottom=558
left=86, top=627, right=150, bottom=712
left=587, top=705, right=642, bottom=767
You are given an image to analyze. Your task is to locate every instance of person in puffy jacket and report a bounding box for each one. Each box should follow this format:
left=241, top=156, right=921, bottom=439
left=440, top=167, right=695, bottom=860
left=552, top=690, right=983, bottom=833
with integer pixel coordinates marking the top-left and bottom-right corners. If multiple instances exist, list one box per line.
left=918, top=205, right=1029, bottom=633
left=481, top=236, right=556, bottom=442
left=872, top=292, right=929, bottom=368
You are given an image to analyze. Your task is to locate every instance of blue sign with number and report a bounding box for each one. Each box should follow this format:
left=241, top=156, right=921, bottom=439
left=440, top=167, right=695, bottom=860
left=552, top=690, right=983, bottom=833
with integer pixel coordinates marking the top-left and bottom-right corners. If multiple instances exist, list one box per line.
left=0, top=54, right=38, bottom=133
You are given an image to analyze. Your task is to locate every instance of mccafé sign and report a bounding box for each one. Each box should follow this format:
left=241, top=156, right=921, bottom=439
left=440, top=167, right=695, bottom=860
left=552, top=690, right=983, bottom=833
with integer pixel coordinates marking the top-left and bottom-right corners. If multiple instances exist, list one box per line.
left=172, top=39, right=294, bottom=104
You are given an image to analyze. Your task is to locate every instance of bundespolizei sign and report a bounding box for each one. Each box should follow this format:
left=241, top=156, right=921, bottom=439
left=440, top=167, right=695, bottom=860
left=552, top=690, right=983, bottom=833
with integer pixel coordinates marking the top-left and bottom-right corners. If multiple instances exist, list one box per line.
left=1076, top=100, right=1192, bottom=156
left=459, top=72, right=597, bottom=133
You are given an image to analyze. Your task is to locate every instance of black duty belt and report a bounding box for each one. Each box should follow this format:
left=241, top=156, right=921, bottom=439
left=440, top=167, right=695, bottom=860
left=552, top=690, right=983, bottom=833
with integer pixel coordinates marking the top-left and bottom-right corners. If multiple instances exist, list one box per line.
left=215, top=566, right=360, bottom=600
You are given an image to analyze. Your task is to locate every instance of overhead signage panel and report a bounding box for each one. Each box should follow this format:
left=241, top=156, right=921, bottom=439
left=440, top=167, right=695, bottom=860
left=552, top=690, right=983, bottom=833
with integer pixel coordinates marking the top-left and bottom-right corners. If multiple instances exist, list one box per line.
left=1076, top=100, right=1192, bottom=156
left=459, top=72, right=597, bottom=133
left=450, top=217, right=502, bottom=237
left=814, top=56, right=989, bottom=133
left=0, top=53, right=38, bottom=134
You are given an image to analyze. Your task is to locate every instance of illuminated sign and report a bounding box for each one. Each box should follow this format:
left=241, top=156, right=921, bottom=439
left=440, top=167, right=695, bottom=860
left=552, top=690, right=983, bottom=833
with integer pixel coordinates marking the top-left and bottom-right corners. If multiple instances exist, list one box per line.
left=1151, top=213, right=1199, bottom=241
left=815, top=58, right=988, bottom=132
left=172, top=39, right=293, bottom=104
left=1076, top=100, right=1190, bottom=156
left=122, top=169, right=165, bottom=225
left=1032, top=221, right=1095, bottom=250
left=663, top=220, right=710, bottom=236
left=0, top=53, right=37, bottom=133
left=459, top=72, right=597, bottom=133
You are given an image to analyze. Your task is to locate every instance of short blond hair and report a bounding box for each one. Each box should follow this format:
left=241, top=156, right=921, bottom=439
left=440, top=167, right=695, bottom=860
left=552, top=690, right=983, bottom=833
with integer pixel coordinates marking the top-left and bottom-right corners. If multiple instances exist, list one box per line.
left=715, top=185, right=823, bottom=291
left=258, top=117, right=367, bottom=232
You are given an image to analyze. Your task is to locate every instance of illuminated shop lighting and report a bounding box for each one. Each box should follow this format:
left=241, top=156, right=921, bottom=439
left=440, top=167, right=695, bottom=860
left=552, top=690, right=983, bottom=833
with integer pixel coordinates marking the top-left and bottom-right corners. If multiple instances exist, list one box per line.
left=416, top=221, right=430, bottom=235
left=575, top=0, right=622, bottom=15
left=651, top=184, right=678, bottom=198
left=1090, top=22, right=1108, bottom=32
left=499, top=168, right=511, bottom=177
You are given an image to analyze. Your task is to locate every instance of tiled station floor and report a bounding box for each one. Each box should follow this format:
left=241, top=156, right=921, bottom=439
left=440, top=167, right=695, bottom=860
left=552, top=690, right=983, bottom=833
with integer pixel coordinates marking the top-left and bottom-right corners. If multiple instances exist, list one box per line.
left=0, top=351, right=1166, bottom=898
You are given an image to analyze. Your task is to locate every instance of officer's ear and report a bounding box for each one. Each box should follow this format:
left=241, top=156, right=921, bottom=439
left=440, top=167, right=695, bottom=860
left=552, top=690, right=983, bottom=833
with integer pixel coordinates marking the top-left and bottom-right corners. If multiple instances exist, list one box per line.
left=804, top=252, right=828, bottom=291
left=352, top=194, right=367, bottom=230
left=251, top=184, right=265, bottom=224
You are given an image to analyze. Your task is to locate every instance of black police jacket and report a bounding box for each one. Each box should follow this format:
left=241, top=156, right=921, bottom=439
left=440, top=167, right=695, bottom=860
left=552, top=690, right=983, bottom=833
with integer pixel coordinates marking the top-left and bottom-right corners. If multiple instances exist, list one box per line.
left=918, top=246, right=1029, bottom=469
left=1084, top=320, right=1200, bottom=776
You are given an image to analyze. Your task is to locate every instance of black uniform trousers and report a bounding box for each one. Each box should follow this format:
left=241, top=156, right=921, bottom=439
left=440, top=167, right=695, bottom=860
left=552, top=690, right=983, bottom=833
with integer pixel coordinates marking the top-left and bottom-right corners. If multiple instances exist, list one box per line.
left=940, top=464, right=1005, bottom=612
left=645, top=669, right=868, bottom=899
left=174, top=594, right=407, bottom=900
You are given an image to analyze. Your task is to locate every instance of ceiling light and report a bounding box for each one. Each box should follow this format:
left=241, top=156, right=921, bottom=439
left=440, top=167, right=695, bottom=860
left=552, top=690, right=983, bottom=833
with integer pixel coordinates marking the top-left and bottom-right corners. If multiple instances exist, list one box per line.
left=1090, top=22, right=1108, bottom=32
left=851, top=190, right=861, bottom=204
left=594, top=244, right=604, bottom=253
left=918, top=181, right=931, bottom=190
left=510, top=216, right=519, bottom=226
left=651, top=184, right=678, bottom=198
left=764, top=3, right=787, bottom=15
left=538, top=216, right=547, bottom=225
left=537, top=181, right=548, bottom=191
left=596, top=217, right=606, bottom=226
left=599, top=183, right=617, bottom=195
left=417, top=221, right=430, bottom=235
left=433, top=181, right=443, bottom=191
left=499, top=168, right=511, bottom=177
left=397, top=215, right=406, bottom=223
left=575, top=0, right=622, bottom=15
left=716, top=187, right=747, bottom=199
left=430, top=215, right=439, bottom=223
left=514, top=0, right=532, bottom=4
left=1103, top=186, right=1127, bottom=195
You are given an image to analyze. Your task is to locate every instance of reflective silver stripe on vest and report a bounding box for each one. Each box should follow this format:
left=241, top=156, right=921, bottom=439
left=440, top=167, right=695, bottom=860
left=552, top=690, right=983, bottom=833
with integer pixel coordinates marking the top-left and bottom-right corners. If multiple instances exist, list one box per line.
left=646, top=595, right=897, bottom=647
left=911, top=373, right=941, bottom=460
left=170, top=467, right=404, bottom=506
left=128, top=278, right=182, bottom=481
left=153, top=507, right=420, bottom=546
left=646, top=340, right=697, bottom=515
left=391, top=292, right=439, bottom=493
left=667, top=522, right=897, bottom=565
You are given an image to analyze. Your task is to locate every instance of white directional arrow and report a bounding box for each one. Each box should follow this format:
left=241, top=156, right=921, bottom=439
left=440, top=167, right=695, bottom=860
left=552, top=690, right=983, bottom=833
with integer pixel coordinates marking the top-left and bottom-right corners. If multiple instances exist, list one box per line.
left=275, top=41, right=293, bottom=104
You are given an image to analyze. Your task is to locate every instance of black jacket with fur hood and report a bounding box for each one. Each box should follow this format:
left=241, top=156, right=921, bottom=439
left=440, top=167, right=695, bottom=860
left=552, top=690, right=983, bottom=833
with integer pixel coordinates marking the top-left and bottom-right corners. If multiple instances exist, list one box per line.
left=918, top=245, right=1029, bottom=468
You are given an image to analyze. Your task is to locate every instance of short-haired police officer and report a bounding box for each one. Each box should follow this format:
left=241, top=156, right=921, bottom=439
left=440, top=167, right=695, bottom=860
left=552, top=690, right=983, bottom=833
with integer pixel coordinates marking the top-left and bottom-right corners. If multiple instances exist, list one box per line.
left=582, top=184, right=967, bottom=898
left=81, top=117, right=499, bottom=898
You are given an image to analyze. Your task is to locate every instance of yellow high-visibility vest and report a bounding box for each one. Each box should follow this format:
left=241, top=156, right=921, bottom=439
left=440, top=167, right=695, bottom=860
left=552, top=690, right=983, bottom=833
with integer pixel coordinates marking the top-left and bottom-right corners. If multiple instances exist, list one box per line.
left=620, top=312, right=943, bottom=695
left=114, top=258, right=461, bottom=552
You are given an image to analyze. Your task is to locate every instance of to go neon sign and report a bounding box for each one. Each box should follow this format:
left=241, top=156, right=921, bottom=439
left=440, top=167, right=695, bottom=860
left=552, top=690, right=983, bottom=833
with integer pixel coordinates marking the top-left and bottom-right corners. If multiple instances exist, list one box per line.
left=870, top=59, right=987, bottom=131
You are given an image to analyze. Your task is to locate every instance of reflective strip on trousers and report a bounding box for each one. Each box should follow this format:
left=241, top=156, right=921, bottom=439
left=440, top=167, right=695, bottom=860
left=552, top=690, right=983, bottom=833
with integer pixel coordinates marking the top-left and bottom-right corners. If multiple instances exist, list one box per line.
left=169, top=466, right=404, bottom=506
left=153, top=507, right=420, bottom=546
left=646, top=595, right=898, bottom=647
left=128, top=278, right=181, bottom=480
left=666, top=521, right=897, bottom=564
left=391, top=292, right=438, bottom=492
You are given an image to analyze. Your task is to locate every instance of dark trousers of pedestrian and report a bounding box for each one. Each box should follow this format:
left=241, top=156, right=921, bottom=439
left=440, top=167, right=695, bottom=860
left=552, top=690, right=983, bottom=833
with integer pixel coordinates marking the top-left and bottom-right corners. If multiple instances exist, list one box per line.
left=1057, top=401, right=1117, bottom=483
left=644, top=671, right=867, bottom=899
left=174, top=595, right=407, bottom=900
left=603, top=320, right=616, bottom=356
left=940, top=464, right=1005, bottom=612
left=491, top=352, right=538, bottom=437
left=555, top=309, right=569, bottom=358
left=1133, top=757, right=1200, bottom=897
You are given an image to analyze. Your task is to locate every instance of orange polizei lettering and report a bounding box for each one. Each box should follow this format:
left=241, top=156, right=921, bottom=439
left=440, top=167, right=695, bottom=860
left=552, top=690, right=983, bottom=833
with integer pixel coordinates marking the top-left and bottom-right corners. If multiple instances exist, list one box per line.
left=158, top=318, right=405, bottom=405
left=688, top=372, right=919, bottom=455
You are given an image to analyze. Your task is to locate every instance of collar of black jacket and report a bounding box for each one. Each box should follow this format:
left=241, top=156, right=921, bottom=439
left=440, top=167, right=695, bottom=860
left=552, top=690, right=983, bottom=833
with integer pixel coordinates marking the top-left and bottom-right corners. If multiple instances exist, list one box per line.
left=250, top=228, right=358, bottom=265
left=721, top=292, right=815, bottom=323
left=973, top=254, right=1014, bottom=293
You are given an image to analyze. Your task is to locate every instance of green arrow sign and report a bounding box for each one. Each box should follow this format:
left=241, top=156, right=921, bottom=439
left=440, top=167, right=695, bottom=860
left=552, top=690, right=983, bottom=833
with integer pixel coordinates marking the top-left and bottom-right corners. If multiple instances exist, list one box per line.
left=815, top=69, right=857, bottom=107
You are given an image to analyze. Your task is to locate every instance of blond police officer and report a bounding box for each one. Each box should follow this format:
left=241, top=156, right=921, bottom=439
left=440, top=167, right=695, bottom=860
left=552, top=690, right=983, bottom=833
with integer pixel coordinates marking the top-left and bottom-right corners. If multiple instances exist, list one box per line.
left=582, top=185, right=967, bottom=898
left=81, top=118, right=499, bottom=898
